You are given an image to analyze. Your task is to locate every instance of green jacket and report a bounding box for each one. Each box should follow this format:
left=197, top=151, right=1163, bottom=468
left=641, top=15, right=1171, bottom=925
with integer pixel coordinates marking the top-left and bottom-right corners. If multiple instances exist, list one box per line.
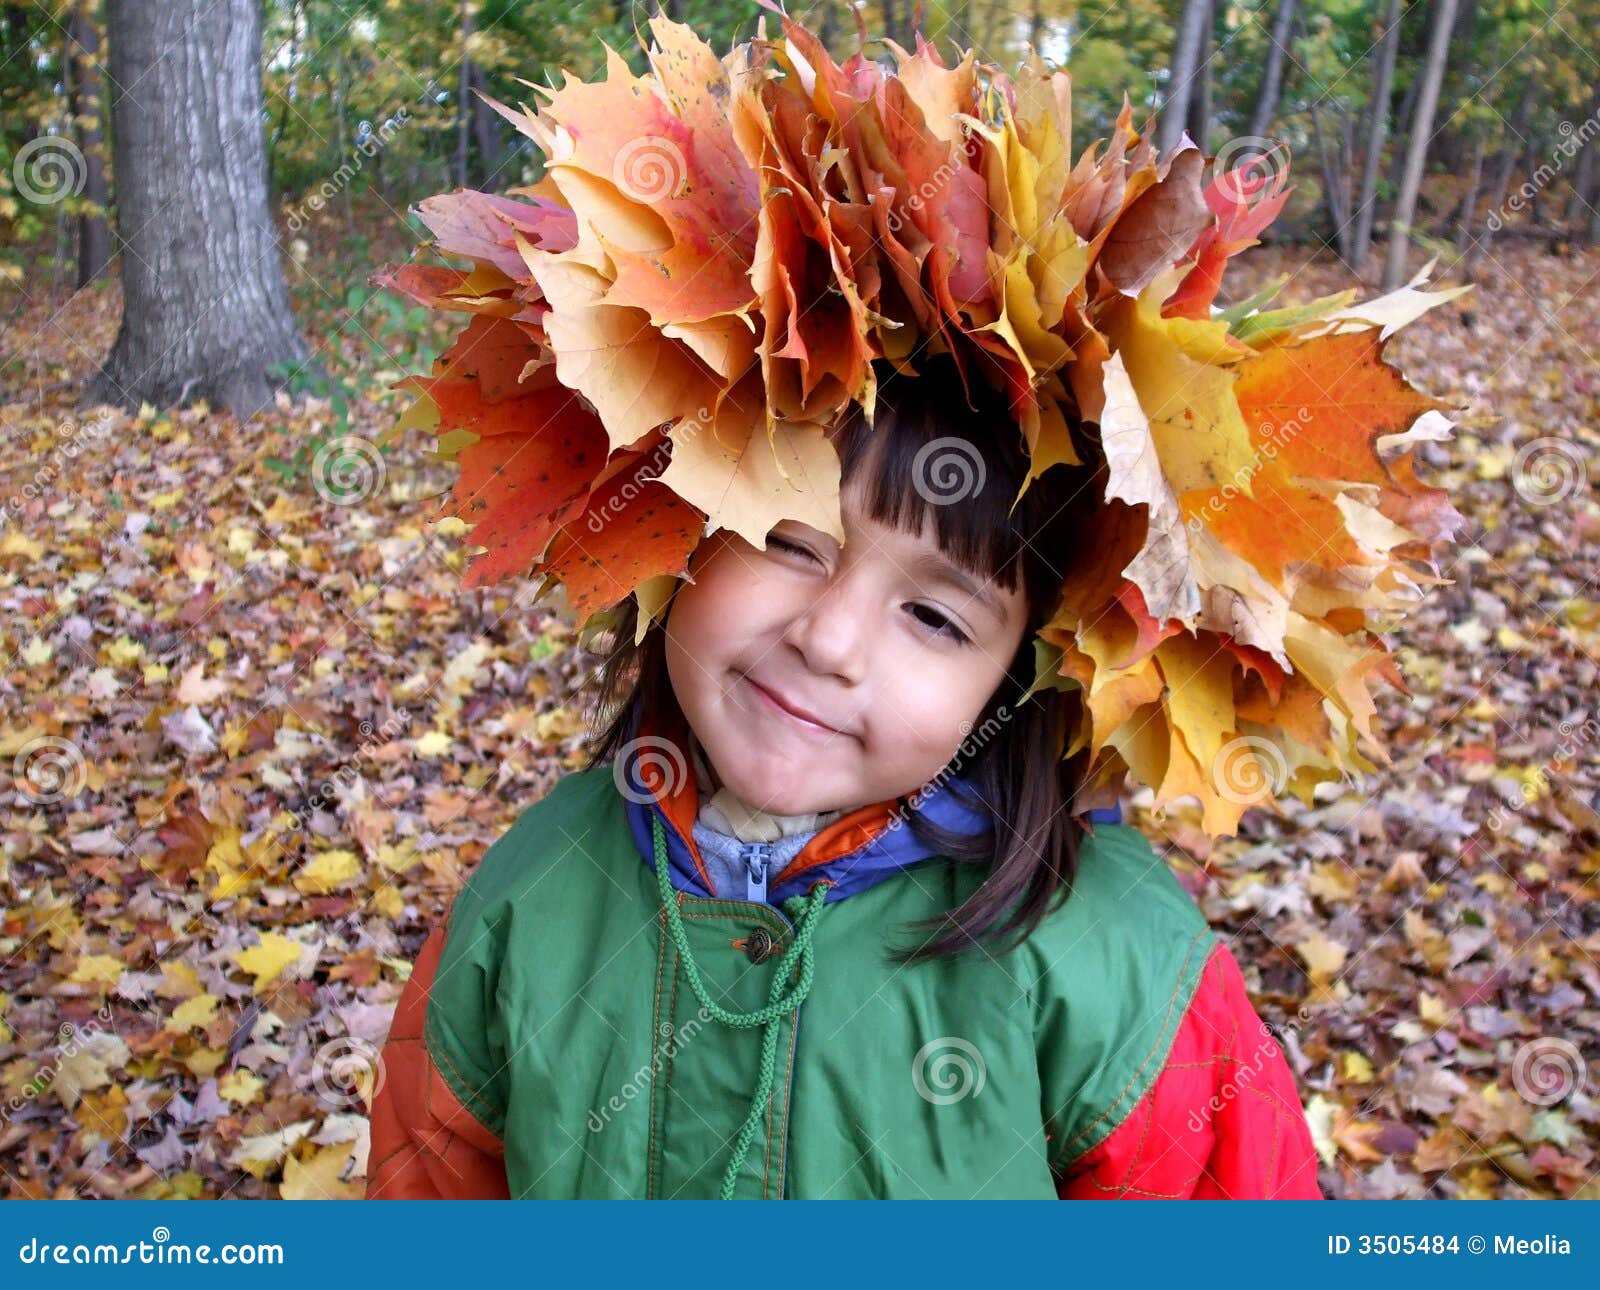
left=367, top=761, right=1323, bottom=1199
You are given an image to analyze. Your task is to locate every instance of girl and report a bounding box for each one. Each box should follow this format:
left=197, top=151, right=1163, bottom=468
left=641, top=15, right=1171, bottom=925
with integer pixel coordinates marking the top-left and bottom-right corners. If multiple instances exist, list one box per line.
left=366, top=354, right=1323, bottom=1200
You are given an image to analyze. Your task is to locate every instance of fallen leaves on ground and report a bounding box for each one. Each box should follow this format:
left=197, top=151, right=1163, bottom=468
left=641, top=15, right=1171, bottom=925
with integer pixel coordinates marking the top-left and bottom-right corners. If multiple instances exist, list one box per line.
left=0, top=237, right=1596, bottom=1198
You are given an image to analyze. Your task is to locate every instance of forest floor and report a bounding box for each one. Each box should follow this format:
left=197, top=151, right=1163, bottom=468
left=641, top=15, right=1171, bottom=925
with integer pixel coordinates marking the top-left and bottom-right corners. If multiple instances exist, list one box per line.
left=0, top=232, right=1597, bottom=1199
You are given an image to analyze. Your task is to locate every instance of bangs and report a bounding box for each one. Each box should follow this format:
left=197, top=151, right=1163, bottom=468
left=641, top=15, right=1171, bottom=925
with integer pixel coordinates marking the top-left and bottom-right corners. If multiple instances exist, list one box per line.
left=830, top=355, right=1085, bottom=604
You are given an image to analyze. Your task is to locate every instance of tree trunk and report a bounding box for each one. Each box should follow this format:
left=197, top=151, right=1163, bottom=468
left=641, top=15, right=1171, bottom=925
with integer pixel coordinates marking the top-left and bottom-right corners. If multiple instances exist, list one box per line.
left=1384, top=63, right=1421, bottom=202
left=1575, top=150, right=1600, bottom=247
left=89, top=0, right=312, bottom=416
left=1160, top=0, right=1210, bottom=152
left=68, top=1, right=111, bottom=288
left=1312, top=101, right=1354, bottom=263
left=1186, top=0, right=1213, bottom=152
left=456, top=0, right=473, bottom=188
left=1523, top=136, right=1542, bottom=226
left=1383, top=0, right=1458, bottom=288
left=1247, top=0, right=1297, bottom=140
left=335, top=49, right=355, bottom=236
left=470, top=62, right=503, bottom=185
left=1351, top=0, right=1402, bottom=273
left=1464, top=75, right=1535, bottom=272
left=1562, top=87, right=1600, bottom=229
left=1432, top=0, right=1478, bottom=171
left=267, top=0, right=299, bottom=191
left=1454, top=131, right=1485, bottom=252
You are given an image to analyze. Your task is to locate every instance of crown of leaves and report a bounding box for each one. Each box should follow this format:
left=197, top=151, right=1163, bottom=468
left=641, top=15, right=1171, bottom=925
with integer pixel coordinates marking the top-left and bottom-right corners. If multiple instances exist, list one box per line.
left=375, top=0, right=1473, bottom=836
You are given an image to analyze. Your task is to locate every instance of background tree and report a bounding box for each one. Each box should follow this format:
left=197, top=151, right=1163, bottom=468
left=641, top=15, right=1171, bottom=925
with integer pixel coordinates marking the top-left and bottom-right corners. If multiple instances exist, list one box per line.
left=89, top=0, right=312, bottom=415
left=66, top=0, right=110, bottom=288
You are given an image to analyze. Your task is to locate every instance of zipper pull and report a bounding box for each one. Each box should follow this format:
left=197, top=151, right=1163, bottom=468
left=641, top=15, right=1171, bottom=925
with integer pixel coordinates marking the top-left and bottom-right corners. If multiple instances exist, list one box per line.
left=743, top=842, right=772, bottom=904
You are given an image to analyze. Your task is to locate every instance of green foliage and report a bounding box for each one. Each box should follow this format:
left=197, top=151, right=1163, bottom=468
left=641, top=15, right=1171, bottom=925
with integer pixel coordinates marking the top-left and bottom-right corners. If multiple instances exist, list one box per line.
left=5, top=2, right=1598, bottom=328
left=263, top=272, right=438, bottom=485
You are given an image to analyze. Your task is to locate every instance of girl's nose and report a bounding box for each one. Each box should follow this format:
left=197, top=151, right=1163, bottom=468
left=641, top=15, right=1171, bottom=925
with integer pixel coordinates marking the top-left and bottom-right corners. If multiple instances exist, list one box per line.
left=781, top=576, right=869, bottom=684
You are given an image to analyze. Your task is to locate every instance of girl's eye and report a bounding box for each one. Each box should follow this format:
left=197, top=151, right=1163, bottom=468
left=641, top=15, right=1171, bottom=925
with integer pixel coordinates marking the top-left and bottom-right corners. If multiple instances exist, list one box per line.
left=766, top=534, right=969, bottom=643
left=907, top=603, right=970, bottom=644
left=766, top=534, right=815, bottom=562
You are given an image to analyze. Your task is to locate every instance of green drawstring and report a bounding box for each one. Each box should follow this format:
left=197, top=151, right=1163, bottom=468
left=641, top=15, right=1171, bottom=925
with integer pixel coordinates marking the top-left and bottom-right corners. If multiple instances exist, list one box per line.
left=651, top=813, right=832, bottom=1200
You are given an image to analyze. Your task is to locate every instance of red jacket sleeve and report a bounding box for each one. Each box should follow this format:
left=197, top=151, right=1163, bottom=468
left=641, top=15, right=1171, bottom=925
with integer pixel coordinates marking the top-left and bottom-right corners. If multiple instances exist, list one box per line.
left=1055, top=940, right=1323, bottom=1199
left=366, top=924, right=511, bottom=1199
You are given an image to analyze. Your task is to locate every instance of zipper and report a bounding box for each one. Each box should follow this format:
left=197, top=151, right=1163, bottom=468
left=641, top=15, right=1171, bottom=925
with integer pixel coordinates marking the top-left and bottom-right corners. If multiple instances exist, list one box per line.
left=742, top=841, right=774, bottom=904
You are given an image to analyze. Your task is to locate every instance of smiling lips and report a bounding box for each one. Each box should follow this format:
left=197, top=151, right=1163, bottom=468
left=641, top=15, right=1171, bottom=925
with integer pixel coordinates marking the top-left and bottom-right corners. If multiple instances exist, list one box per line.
left=741, top=674, right=850, bottom=739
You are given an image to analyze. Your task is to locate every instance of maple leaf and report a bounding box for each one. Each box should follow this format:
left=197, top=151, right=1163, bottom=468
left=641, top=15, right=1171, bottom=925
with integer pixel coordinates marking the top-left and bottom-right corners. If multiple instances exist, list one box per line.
left=232, top=933, right=305, bottom=992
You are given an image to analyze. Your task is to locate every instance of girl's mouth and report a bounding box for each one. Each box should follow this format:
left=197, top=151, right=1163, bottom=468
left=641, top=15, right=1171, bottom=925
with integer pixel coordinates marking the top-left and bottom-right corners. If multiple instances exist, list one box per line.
left=740, top=674, right=849, bottom=740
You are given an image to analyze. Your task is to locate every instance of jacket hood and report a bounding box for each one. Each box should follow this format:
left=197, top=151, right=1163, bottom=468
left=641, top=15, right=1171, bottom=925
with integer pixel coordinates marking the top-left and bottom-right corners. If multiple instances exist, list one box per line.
left=613, top=702, right=1120, bottom=907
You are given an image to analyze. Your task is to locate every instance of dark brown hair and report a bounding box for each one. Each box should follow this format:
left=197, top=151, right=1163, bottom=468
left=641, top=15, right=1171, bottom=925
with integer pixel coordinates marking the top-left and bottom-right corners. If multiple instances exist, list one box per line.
left=582, top=352, right=1100, bottom=962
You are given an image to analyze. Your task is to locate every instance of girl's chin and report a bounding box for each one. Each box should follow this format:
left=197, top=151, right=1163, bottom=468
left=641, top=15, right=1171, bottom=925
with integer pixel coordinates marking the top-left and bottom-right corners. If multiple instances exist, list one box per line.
left=712, top=763, right=841, bottom=819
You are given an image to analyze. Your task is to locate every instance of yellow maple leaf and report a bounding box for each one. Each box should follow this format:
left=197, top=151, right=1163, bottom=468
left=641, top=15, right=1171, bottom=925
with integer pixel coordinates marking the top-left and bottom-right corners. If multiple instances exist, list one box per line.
left=0, top=531, right=44, bottom=560
left=294, top=849, right=361, bottom=894
left=233, top=933, right=304, bottom=992
left=1341, top=1051, right=1375, bottom=1083
left=374, top=841, right=422, bottom=874
left=168, top=993, right=220, bottom=1032
left=217, top=1069, right=265, bottom=1105
left=104, top=636, right=144, bottom=666
left=280, top=1143, right=363, bottom=1200
left=77, top=1084, right=130, bottom=1145
left=413, top=729, right=453, bottom=757
left=229, top=1120, right=315, bottom=1178
left=1295, top=930, right=1349, bottom=983
left=69, top=954, right=125, bottom=988
left=182, top=1046, right=227, bottom=1080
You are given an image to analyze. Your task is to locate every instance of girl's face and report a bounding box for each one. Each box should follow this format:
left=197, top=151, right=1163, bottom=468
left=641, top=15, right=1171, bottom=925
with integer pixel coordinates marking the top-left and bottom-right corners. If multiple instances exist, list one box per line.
left=664, top=470, right=1031, bottom=816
